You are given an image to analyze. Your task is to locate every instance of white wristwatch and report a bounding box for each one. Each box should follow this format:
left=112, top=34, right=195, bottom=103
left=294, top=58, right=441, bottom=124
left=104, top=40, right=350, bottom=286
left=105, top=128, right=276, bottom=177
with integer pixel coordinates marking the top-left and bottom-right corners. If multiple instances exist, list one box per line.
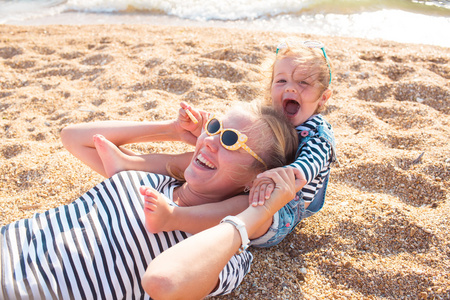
left=220, top=216, right=250, bottom=254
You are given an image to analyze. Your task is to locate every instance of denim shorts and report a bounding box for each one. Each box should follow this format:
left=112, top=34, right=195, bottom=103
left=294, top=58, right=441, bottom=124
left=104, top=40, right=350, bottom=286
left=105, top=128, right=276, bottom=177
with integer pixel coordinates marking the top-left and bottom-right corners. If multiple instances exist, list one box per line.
left=250, top=174, right=328, bottom=248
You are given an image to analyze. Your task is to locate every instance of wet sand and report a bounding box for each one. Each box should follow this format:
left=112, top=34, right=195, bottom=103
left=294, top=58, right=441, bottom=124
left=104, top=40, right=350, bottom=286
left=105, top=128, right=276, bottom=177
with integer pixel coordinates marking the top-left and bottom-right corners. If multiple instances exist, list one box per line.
left=0, top=24, right=449, bottom=299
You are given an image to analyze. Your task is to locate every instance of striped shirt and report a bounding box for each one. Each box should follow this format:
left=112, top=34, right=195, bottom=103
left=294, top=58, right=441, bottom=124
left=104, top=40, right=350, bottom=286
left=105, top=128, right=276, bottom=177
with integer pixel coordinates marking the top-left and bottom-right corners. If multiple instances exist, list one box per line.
left=1, top=171, right=252, bottom=299
left=289, top=114, right=334, bottom=203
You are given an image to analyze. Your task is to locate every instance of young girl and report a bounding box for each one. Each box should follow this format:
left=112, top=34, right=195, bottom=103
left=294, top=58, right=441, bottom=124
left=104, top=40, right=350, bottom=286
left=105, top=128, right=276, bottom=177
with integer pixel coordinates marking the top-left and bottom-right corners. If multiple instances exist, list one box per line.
left=249, top=39, right=337, bottom=246
left=62, top=38, right=337, bottom=247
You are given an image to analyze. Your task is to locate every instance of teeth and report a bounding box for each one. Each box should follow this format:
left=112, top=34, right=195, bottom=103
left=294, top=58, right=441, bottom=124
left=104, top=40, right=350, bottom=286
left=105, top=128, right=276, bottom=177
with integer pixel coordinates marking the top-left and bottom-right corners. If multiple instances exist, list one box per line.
left=197, top=153, right=216, bottom=169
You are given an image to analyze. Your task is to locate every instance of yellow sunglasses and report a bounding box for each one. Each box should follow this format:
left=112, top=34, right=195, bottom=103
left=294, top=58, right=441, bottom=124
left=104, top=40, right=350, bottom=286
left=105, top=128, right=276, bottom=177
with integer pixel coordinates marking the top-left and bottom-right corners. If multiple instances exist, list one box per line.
left=205, top=117, right=267, bottom=168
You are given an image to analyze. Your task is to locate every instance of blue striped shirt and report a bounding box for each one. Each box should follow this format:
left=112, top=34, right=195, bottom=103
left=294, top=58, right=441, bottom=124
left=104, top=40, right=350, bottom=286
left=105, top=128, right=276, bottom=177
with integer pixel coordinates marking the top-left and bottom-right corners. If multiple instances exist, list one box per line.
left=289, top=115, right=333, bottom=203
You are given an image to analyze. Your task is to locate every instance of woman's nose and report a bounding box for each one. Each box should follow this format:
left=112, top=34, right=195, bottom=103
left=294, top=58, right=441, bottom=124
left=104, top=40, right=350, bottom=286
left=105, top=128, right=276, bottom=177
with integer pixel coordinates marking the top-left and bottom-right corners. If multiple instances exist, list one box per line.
left=203, top=134, right=220, bottom=152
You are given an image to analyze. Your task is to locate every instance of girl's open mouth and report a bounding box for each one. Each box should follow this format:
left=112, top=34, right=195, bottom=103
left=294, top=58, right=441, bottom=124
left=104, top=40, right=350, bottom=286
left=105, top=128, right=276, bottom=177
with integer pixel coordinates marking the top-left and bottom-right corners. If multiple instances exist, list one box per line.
left=283, top=99, right=300, bottom=117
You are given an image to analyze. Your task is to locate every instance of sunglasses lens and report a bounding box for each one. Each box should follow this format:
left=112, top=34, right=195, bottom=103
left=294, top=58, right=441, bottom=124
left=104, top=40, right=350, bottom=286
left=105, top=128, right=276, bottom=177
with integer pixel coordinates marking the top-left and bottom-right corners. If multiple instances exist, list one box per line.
left=221, top=130, right=238, bottom=147
left=304, top=40, right=324, bottom=48
left=207, top=118, right=221, bottom=134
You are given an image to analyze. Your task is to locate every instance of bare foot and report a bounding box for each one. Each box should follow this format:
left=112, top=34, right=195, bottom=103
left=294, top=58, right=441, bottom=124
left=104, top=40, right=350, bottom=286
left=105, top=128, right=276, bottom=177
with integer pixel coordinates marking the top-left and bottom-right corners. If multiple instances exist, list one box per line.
left=93, top=134, right=131, bottom=177
left=140, top=186, right=175, bottom=233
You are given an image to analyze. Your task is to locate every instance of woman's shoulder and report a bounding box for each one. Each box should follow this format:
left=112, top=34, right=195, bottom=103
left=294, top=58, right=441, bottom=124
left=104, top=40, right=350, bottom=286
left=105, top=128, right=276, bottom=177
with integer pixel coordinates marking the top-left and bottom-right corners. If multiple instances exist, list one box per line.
left=112, top=170, right=181, bottom=191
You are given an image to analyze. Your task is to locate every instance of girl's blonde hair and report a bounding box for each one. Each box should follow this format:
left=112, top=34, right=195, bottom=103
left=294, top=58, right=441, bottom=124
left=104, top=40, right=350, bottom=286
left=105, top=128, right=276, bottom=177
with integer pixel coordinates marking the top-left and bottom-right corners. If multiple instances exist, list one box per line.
left=167, top=101, right=298, bottom=182
left=264, top=38, right=334, bottom=113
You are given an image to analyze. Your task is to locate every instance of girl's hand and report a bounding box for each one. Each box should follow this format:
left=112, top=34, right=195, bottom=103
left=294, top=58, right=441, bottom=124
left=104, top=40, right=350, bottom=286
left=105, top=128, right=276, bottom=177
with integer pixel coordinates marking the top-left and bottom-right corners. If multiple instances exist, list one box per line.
left=248, top=177, right=275, bottom=207
left=249, top=167, right=307, bottom=207
left=258, top=167, right=306, bottom=215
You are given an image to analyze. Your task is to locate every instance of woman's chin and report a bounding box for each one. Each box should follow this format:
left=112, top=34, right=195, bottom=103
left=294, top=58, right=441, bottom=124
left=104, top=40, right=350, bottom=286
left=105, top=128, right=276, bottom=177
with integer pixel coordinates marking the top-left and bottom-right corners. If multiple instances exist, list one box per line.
left=184, top=167, right=214, bottom=186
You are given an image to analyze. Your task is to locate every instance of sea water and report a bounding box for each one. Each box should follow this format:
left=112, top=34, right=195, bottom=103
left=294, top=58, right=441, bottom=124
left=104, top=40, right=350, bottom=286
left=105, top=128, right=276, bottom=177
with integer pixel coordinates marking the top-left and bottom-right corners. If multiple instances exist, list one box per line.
left=1, top=0, right=449, bottom=47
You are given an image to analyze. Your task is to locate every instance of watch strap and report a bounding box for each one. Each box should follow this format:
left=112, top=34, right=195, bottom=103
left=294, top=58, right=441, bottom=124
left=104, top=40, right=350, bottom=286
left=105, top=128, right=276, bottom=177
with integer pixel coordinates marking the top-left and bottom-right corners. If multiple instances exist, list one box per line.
left=220, top=216, right=250, bottom=254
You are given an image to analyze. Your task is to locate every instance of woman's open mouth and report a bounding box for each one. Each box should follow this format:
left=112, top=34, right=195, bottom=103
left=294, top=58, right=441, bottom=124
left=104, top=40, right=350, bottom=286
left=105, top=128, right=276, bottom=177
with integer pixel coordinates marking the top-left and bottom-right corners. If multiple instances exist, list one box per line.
left=195, top=153, right=216, bottom=170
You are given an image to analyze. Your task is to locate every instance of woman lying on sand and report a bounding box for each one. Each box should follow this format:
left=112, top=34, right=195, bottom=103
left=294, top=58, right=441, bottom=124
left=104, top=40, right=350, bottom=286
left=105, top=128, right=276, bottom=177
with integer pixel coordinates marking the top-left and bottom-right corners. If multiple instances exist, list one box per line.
left=0, top=103, right=299, bottom=299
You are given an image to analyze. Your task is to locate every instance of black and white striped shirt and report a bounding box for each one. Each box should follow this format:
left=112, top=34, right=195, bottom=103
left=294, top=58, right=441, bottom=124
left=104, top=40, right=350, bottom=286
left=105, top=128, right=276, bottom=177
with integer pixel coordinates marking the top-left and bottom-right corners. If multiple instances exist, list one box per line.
left=1, top=171, right=252, bottom=299
left=289, top=115, right=334, bottom=203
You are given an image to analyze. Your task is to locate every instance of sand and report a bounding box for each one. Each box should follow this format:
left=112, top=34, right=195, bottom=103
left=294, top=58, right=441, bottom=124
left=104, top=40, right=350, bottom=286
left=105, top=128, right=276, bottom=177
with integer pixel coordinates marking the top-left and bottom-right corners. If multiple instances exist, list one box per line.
left=0, top=24, right=449, bottom=299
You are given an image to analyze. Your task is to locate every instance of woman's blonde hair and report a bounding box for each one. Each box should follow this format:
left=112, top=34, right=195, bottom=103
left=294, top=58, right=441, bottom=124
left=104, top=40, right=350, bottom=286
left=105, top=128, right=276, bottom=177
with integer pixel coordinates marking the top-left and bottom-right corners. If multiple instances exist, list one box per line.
left=264, top=38, right=333, bottom=113
left=167, top=101, right=298, bottom=182
left=245, top=102, right=297, bottom=171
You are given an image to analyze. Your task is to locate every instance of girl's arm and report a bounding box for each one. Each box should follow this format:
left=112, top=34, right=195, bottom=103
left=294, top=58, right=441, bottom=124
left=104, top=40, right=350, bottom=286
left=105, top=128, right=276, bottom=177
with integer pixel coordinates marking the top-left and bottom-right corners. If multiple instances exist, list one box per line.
left=147, top=194, right=271, bottom=239
left=174, top=196, right=274, bottom=239
left=142, top=168, right=297, bottom=299
left=144, top=169, right=303, bottom=239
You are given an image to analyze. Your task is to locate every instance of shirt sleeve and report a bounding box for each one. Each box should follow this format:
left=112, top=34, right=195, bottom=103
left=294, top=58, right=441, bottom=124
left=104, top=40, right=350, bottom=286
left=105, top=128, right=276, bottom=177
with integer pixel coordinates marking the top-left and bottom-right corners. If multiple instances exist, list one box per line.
left=208, top=251, right=253, bottom=297
left=288, top=136, right=333, bottom=185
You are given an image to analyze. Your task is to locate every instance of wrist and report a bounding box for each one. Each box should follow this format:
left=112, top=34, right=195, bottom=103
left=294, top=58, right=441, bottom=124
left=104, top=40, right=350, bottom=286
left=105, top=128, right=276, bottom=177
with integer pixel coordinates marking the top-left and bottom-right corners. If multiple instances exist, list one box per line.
left=236, top=205, right=273, bottom=238
left=169, top=119, right=184, bottom=141
left=220, top=216, right=250, bottom=254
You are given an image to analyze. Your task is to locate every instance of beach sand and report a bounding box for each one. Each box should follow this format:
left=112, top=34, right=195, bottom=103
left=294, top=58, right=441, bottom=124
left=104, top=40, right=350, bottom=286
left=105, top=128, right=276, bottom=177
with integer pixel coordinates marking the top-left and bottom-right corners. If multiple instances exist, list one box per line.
left=0, top=24, right=449, bottom=299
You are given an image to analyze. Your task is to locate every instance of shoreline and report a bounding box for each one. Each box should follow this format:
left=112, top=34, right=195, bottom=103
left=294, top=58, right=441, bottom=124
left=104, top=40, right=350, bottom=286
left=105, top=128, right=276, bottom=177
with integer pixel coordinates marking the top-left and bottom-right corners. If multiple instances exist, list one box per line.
left=3, top=11, right=450, bottom=48
left=0, top=24, right=449, bottom=299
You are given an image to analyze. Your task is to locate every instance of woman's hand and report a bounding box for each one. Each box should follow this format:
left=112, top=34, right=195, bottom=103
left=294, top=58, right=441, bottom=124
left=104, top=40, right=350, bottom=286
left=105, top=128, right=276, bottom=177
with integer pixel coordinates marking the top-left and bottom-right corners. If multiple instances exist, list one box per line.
left=176, top=102, right=209, bottom=144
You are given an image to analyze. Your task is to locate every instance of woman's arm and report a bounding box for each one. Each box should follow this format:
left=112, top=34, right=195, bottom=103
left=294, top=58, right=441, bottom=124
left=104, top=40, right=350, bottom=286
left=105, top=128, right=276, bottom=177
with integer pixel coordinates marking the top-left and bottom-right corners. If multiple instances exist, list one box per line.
left=61, top=120, right=192, bottom=176
left=61, top=103, right=206, bottom=177
left=142, top=168, right=298, bottom=299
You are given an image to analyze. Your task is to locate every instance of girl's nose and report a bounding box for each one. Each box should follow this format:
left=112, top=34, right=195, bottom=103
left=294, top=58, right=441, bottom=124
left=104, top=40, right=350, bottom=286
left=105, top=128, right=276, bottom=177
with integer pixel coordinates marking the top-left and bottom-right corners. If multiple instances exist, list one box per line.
left=285, top=84, right=297, bottom=93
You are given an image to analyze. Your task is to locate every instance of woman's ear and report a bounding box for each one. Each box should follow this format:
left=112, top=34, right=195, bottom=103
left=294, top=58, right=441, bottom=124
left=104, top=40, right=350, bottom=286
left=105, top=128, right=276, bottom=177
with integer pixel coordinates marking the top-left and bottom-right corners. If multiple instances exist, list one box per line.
left=244, top=178, right=257, bottom=192
left=319, top=89, right=332, bottom=107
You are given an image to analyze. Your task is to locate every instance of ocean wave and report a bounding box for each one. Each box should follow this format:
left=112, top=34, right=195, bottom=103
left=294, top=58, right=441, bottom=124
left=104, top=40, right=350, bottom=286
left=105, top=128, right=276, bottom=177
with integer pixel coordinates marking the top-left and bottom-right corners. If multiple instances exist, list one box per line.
left=61, top=0, right=309, bottom=20
left=1, top=0, right=449, bottom=47
left=2, top=0, right=449, bottom=24
left=69, top=0, right=449, bottom=19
